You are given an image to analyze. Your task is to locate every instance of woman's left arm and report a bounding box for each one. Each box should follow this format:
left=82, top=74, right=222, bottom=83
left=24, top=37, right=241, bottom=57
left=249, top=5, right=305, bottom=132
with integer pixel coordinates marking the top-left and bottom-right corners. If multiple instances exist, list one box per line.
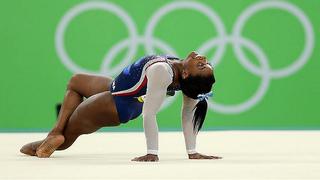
left=182, top=95, right=222, bottom=160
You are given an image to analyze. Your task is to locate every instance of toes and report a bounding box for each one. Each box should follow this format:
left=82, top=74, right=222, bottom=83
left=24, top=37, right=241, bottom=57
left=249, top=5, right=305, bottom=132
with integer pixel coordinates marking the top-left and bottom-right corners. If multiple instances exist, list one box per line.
left=20, top=144, right=36, bottom=156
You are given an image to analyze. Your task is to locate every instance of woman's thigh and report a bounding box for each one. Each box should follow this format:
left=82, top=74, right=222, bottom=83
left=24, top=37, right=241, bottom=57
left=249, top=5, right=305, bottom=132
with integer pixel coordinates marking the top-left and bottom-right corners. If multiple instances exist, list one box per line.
left=63, top=91, right=120, bottom=136
left=68, top=74, right=114, bottom=98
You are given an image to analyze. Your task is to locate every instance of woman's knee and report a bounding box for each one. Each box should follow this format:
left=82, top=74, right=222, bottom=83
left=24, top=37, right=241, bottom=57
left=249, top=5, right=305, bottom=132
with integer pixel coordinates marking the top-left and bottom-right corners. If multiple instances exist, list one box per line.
left=67, top=73, right=85, bottom=91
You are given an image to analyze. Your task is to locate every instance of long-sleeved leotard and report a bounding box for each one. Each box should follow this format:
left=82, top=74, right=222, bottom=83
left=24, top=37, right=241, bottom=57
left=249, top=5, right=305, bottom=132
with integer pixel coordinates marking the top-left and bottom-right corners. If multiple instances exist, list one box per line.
left=110, top=55, right=198, bottom=155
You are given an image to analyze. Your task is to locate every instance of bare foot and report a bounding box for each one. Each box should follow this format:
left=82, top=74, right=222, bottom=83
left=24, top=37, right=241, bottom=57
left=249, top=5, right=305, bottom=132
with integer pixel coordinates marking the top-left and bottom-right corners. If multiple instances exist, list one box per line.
left=36, top=135, right=65, bottom=158
left=20, top=140, right=44, bottom=156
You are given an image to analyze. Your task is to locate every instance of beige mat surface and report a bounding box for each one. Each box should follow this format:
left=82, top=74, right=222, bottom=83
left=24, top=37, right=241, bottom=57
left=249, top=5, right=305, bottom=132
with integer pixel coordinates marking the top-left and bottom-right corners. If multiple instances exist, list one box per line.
left=1, top=131, right=320, bottom=180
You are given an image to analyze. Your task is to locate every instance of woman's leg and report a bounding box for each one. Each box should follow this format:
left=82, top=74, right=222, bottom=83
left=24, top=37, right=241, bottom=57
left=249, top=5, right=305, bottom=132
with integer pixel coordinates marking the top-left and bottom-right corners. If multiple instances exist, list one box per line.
left=36, top=91, right=120, bottom=157
left=20, top=74, right=113, bottom=156
left=51, top=73, right=113, bottom=134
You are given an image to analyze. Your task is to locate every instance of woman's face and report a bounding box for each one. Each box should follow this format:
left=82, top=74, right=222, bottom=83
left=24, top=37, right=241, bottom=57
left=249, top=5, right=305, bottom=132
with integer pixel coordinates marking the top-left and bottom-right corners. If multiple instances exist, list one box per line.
left=182, top=51, right=213, bottom=78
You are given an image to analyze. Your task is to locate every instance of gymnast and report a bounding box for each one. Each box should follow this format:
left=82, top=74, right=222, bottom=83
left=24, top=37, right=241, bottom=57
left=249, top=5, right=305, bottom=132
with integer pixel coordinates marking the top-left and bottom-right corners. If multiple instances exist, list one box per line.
left=20, top=51, right=221, bottom=162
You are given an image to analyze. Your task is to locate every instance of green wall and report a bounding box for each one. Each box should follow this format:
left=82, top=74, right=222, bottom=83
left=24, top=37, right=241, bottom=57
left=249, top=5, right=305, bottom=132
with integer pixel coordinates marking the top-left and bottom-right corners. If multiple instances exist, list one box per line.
left=0, top=0, right=319, bottom=131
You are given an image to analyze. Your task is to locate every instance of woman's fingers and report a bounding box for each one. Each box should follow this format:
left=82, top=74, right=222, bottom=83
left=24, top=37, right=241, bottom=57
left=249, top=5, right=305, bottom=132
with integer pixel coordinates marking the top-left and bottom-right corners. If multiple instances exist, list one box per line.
left=131, top=154, right=159, bottom=162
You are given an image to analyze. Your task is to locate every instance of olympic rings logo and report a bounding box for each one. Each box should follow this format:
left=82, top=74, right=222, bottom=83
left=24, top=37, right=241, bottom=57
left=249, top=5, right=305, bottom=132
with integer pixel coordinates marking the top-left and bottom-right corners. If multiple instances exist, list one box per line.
left=55, top=1, right=314, bottom=114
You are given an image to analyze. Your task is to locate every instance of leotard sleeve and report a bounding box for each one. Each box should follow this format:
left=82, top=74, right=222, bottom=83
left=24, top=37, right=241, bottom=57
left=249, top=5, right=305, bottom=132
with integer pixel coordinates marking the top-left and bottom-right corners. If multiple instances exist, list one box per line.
left=143, top=62, right=173, bottom=155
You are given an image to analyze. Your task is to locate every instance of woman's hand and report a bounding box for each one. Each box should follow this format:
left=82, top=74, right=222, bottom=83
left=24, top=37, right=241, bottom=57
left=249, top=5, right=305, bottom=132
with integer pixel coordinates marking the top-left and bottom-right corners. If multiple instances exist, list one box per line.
left=131, top=154, right=159, bottom=162
left=188, top=153, right=222, bottom=160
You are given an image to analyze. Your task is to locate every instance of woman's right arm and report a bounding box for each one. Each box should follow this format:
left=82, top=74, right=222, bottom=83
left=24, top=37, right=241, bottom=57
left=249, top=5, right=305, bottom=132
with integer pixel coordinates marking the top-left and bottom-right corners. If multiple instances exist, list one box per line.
left=181, top=94, right=198, bottom=155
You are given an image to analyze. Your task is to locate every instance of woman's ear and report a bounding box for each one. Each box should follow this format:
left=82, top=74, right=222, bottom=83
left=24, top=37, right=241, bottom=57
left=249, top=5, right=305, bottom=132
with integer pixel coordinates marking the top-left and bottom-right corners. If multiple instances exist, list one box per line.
left=182, top=69, right=189, bottom=79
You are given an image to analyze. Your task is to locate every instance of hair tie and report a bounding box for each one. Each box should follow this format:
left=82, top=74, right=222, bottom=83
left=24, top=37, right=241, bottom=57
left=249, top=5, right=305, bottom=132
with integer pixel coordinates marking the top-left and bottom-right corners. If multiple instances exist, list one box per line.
left=197, top=91, right=213, bottom=101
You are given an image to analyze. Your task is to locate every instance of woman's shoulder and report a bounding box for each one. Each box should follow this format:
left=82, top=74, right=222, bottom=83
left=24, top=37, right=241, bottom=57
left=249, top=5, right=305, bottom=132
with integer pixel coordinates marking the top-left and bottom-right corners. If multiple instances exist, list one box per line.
left=146, top=62, right=173, bottom=87
left=147, top=62, right=173, bottom=78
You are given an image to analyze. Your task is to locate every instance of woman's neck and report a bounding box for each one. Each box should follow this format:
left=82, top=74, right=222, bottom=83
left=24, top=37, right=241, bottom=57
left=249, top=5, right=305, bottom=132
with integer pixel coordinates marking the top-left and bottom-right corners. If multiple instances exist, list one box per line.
left=169, top=60, right=184, bottom=88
